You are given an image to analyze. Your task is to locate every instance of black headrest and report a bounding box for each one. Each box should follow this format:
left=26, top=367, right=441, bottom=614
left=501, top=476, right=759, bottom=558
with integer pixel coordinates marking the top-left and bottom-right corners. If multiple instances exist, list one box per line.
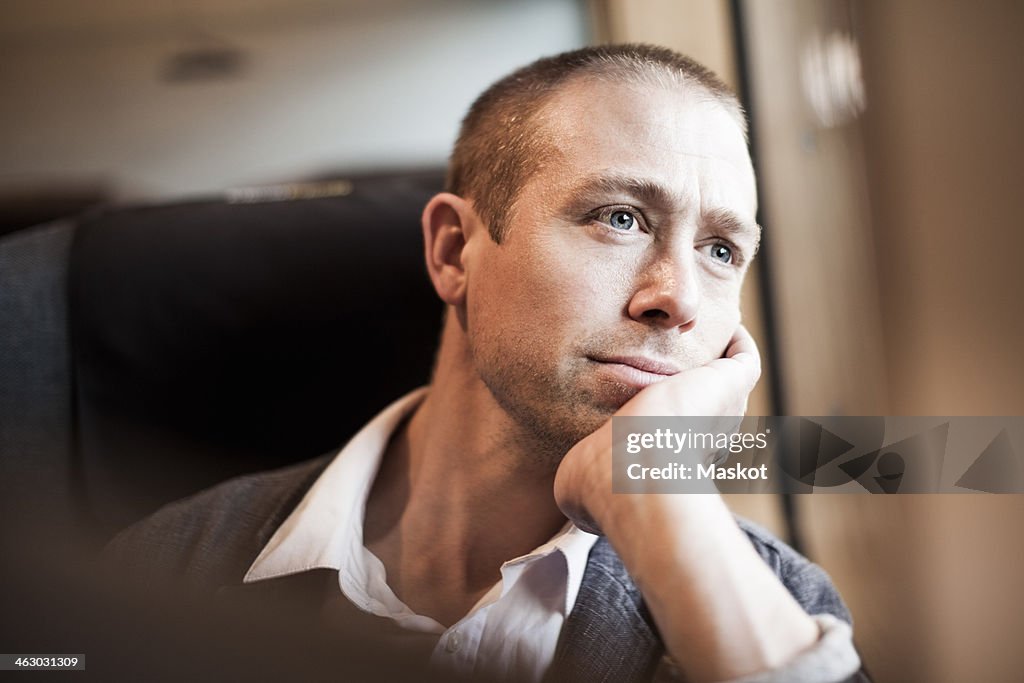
left=70, top=173, right=445, bottom=530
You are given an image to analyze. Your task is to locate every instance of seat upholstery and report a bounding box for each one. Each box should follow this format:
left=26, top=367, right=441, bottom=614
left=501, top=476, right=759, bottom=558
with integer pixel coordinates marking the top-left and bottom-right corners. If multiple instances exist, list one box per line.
left=1, top=171, right=445, bottom=538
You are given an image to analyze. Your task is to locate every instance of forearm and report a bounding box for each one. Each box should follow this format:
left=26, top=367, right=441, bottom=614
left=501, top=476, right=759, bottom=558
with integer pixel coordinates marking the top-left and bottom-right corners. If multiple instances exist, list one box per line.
left=596, top=491, right=820, bottom=683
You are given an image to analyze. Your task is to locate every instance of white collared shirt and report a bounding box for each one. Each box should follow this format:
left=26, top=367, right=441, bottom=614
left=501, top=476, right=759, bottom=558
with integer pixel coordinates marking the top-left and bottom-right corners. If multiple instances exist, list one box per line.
left=245, top=389, right=598, bottom=682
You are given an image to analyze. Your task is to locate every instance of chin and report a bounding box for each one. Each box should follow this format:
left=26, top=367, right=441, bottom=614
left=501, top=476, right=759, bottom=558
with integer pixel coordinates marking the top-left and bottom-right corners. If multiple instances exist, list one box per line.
left=595, top=386, right=640, bottom=413
left=585, top=371, right=650, bottom=409
left=571, top=386, right=632, bottom=429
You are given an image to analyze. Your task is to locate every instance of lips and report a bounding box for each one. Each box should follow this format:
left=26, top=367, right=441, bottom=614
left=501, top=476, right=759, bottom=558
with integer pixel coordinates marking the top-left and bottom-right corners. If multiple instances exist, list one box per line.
left=589, top=355, right=681, bottom=389
left=594, top=355, right=681, bottom=375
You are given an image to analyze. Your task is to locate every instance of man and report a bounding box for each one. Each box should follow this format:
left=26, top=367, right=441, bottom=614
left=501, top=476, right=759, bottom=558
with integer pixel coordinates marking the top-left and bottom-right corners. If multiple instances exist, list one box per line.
left=108, top=45, right=866, bottom=682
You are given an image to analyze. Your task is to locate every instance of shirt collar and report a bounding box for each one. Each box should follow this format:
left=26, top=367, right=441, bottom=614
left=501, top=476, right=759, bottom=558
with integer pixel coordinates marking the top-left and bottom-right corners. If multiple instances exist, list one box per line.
left=498, top=522, right=598, bottom=615
left=244, top=388, right=427, bottom=583
left=244, top=387, right=598, bottom=617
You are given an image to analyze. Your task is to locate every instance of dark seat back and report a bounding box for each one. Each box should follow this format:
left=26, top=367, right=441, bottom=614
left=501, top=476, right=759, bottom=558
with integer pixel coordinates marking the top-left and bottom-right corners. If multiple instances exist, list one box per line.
left=1, top=172, right=444, bottom=537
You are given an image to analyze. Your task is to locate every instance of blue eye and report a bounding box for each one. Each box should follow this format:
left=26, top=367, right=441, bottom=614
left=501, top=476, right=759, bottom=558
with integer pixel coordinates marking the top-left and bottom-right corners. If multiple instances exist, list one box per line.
left=608, top=210, right=637, bottom=231
left=708, top=243, right=733, bottom=264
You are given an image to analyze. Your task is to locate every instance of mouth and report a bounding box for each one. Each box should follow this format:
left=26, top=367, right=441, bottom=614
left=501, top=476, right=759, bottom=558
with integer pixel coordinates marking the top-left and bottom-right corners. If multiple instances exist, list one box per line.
left=588, top=355, right=681, bottom=389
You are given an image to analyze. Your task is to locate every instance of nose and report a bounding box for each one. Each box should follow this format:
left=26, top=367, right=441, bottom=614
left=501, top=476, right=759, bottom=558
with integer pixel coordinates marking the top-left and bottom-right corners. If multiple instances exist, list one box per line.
left=627, top=249, right=700, bottom=331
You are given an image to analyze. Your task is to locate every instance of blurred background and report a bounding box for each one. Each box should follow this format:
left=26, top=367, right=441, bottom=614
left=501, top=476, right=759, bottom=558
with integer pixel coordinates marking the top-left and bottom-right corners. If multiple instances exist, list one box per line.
left=2, top=0, right=1023, bottom=681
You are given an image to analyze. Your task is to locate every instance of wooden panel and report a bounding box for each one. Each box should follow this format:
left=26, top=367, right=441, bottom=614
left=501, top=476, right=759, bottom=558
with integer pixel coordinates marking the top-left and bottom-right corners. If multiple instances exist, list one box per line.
left=739, top=1, right=895, bottom=679
left=744, top=2, right=1024, bottom=681
left=853, top=2, right=1024, bottom=680
left=740, top=0, right=888, bottom=417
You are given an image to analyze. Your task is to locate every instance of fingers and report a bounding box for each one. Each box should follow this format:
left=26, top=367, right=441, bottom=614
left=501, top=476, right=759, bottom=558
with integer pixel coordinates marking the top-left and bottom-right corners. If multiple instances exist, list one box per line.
left=723, top=324, right=758, bottom=361
left=715, top=324, right=761, bottom=390
left=621, top=325, right=762, bottom=418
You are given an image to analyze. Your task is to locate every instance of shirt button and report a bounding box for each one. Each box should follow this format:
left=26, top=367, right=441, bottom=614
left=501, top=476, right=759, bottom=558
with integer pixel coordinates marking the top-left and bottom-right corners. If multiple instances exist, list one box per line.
left=445, top=630, right=461, bottom=653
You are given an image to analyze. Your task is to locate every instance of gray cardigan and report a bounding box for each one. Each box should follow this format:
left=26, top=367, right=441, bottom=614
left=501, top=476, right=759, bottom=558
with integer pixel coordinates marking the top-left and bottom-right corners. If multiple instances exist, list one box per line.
left=107, top=455, right=869, bottom=683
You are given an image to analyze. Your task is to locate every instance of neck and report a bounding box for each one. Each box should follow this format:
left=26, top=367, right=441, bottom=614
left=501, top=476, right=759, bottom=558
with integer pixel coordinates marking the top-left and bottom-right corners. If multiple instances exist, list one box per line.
left=363, top=317, right=568, bottom=623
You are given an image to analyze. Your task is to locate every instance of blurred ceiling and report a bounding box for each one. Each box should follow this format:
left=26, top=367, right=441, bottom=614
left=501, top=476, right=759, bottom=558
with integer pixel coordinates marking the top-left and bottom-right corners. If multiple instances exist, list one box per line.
left=1, top=0, right=470, bottom=46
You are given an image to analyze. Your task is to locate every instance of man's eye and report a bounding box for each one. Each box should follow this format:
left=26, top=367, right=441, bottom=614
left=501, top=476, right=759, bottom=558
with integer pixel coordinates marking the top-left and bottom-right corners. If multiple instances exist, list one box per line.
left=704, top=243, right=734, bottom=264
left=608, top=210, right=638, bottom=231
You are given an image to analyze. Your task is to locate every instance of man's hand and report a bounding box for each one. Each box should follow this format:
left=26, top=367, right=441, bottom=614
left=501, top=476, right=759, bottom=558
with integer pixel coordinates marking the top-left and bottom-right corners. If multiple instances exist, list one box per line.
left=621, top=323, right=762, bottom=419
left=553, top=324, right=761, bottom=535
left=553, top=325, right=823, bottom=683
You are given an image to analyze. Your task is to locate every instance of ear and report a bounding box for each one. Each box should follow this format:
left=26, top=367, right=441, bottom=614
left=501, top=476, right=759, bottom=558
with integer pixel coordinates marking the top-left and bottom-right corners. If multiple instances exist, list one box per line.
left=421, top=192, right=480, bottom=306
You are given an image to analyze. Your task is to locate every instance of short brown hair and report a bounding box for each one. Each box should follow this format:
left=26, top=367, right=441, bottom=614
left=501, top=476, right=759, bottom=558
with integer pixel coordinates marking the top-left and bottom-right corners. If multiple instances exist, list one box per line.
left=445, top=43, right=745, bottom=243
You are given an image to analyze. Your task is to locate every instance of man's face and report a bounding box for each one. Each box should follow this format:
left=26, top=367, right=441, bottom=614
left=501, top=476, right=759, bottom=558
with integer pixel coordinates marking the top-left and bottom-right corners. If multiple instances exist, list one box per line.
left=462, top=77, right=760, bottom=460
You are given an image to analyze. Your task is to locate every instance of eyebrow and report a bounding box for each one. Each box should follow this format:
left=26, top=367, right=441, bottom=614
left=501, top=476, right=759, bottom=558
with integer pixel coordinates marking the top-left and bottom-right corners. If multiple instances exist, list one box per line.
left=563, top=173, right=674, bottom=214
left=705, top=207, right=762, bottom=247
left=563, top=172, right=762, bottom=244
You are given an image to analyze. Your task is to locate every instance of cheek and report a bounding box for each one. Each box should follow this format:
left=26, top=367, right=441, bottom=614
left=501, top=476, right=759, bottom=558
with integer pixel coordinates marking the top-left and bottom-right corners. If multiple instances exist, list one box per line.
left=534, top=232, right=637, bottom=300
left=698, top=284, right=743, bottom=356
left=511, top=240, right=630, bottom=321
left=465, top=249, right=575, bottom=353
left=473, top=249, right=631, bottom=371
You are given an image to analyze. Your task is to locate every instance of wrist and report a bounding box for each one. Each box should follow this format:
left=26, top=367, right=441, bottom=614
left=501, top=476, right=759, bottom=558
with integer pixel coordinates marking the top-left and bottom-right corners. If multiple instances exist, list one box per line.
left=557, top=422, right=616, bottom=535
left=598, top=491, right=733, bottom=564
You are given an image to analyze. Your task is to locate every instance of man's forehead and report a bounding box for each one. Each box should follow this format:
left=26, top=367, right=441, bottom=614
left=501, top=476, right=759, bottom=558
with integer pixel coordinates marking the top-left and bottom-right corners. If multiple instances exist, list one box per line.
left=530, top=78, right=756, bottom=217
left=544, top=76, right=744, bottom=145
left=538, top=79, right=751, bottom=174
